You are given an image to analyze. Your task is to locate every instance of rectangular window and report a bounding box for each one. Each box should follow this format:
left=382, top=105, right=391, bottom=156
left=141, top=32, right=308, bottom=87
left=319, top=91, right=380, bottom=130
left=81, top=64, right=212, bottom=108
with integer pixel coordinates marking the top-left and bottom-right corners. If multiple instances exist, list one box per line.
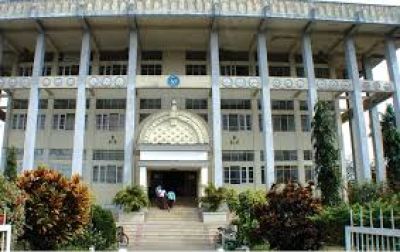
left=58, top=65, right=79, bottom=76
left=222, top=114, right=251, bottom=131
left=93, top=150, right=124, bottom=161
left=37, top=114, right=46, bottom=130
left=275, top=165, right=298, bottom=183
left=272, top=115, right=295, bottom=132
left=269, top=66, right=290, bottom=77
left=186, top=65, right=207, bottom=75
left=220, top=65, right=249, bottom=76
left=142, top=51, right=162, bottom=61
left=224, top=166, right=254, bottom=184
left=299, top=101, right=308, bottom=111
left=185, top=99, right=208, bottom=110
left=271, top=100, right=294, bottom=110
left=141, top=64, right=162, bottom=75
left=140, top=99, right=161, bottom=109
left=96, top=99, right=126, bottom=109
left=54, top=99, right=76, bottom=109
left=52, top=113, right=75, bottom=130
left=99, top=64, right=127, bottom=75
left=12, top=99, right=28, bottom=109
left=261, top=166, right=265, bottom=184
left=18, top=66, right=32, bottom=76
left=221, top=99, right=251, bottom=110
left=274, top=150, right=298, bottom=161
left=305, top=166, right=316, bottom=182
left=301, top=115, right=311, bottom=132
left=11, top=114, right=27, bottom=130
left=222, top=151, right=254, bottom=161
left=92, top=165, right=123, bottom=184
left=315, top=68, right=330, bottom=78
left=49, top=149, right=73, bottom=160
left=304, top=150, right=313, bottom=161
left=96, top=113, right=125, bottom=131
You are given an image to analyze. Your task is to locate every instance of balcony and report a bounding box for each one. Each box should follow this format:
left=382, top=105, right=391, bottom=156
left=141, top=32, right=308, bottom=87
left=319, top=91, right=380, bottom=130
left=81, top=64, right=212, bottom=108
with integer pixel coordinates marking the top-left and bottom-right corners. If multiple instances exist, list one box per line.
left=0, top=0, right=399, bottom=25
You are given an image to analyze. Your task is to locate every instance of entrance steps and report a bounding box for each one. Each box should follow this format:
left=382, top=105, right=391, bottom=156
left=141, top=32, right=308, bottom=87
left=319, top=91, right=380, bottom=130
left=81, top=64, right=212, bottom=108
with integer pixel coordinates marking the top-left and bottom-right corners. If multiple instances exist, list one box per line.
left=119, top=207, right=220, bottom=250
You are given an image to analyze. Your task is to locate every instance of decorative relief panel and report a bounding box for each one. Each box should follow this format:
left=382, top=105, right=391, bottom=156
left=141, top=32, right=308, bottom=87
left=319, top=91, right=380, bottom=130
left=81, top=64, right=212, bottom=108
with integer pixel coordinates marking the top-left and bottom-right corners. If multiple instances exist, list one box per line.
left=86, top=75, right=127, bottom=88
left=220, top=77, right=308, bottom=90
left=315, top=78, right=353, bottom=92
left=0, top=77, right=32, bottom=89
left=138, top=101, right=209, bottom=145
left=270, top=77, right=308, bottom=90
left=362, top=80, right=393, bottom=93
left=40, top=76, right=78, bottom=88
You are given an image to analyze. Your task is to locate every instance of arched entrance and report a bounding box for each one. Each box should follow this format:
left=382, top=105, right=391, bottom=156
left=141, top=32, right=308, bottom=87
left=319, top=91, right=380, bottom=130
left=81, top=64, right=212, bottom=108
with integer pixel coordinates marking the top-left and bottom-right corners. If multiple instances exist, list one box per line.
left=136, top=100, right=210, bottom=203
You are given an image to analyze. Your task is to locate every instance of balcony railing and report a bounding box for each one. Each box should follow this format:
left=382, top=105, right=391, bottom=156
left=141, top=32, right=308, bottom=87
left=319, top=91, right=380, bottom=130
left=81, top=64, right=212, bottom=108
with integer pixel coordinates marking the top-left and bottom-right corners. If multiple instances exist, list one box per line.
left=0, top=75, right=393, bottom=93
left=0, top=0, right=399, bottom=25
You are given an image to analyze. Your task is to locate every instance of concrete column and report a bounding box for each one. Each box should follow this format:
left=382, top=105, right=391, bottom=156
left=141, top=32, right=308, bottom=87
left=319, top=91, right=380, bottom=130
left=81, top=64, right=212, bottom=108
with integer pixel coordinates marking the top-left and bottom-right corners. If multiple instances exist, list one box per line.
left=335, top=99, right=348, bottom=200
left=210, top=30, right=223, bottom=187
left=1, top=94, right=12, bottom=171
left=385, top=38, right=400, bottom=128
left=139, top=166, right=147, bottom=188
left=22, top=32, right=45, bottom=170
left=43, top=97, right=54, bottom=164
left=200, top=167, right=208, bottom=197
left=289, top=53, right=297, bottom=77
left=302, top=33, right=318, bottom=119
left=123, top=29, right=138, bottom=186
left=257, top=32, right=275, bottom=189
left=0, top=33, right=3, bottom=76
left=344, top=36, right=371, bottom=181
left=51, top=52, right=59, bottom=76
left=92, top=52, right=100, bottom=75
left=364, top=59, right=386, bottom=182
left=71, top=30, right=91, bottom=176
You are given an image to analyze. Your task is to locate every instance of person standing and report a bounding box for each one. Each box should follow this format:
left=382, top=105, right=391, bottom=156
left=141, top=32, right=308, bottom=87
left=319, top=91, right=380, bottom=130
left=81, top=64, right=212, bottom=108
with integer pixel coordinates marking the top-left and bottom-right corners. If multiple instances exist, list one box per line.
left=167, top=191, right=176, bottom=208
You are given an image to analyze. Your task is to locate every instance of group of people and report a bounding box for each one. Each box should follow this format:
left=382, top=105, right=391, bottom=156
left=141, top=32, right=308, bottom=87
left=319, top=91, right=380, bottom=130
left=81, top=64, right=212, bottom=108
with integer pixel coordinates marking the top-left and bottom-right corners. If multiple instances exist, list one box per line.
left=155, top=185, right=176, bottom=210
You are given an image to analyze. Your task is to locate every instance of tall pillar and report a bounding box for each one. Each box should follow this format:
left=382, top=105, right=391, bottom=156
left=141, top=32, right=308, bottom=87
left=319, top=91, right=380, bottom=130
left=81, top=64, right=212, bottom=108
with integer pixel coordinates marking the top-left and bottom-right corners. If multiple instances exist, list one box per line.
left=385, top=38, right=400, bottom=128
left=22, top=32, right=45, bottom=170
left=302, top=32, right=317, bottom=119
left=71, top=30, right=91, bottom=176
left=289, top=53, right=297, bottom=77
left=123, top=29, right=138, bottom=186
left=210, top=30, right=223, bottom=187
left=344, top=36, right=371, bottom=181
left=257, top=32, right=275, bottom=189
left=364, top=59, right=385, bottom=182
left=0, top=33, right=3, bottom=75
left=200, top=167, right=208, bottom=197
left=1, top=94, right=12, bottom=171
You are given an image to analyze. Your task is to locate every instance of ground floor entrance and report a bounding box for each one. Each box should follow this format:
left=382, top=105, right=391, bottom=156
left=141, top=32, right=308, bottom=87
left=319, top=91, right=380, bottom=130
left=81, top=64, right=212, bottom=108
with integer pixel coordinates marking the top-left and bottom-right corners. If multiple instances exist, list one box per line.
left=148, top=170, right=198, bottom=206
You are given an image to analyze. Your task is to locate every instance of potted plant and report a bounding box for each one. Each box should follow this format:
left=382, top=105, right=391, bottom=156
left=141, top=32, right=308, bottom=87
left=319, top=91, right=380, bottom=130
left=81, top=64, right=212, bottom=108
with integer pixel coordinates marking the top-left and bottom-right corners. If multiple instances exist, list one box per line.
left=113, top=185, right=149, bottom=223
left=199, top=184, right=228, bottom=223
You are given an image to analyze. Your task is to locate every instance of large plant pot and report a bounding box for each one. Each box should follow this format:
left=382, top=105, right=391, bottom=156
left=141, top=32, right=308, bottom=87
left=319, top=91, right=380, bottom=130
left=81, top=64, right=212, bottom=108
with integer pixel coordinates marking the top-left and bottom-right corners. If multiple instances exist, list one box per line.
left=118, top=211, right=145, bottom=223
left=202, top=211, right=228, bottom=223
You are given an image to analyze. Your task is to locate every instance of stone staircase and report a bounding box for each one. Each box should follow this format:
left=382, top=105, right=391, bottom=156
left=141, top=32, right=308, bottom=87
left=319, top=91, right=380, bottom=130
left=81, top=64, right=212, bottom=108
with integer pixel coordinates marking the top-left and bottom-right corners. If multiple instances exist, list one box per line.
left=119, top=207, right=220, bottom=250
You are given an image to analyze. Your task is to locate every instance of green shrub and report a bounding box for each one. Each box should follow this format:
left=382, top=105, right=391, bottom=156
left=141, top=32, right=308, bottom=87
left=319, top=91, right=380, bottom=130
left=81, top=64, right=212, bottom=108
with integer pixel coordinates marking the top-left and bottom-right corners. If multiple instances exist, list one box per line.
left=224, top=188, right=239, bottom=212
left=256, top=183, right=323, bottom=250
left=113, top=185, right=149, bottom=212
left=199, top=184, right=226, bottom=212
left=348, top=182, right=385, bottom=204
left=0, top=175, right=26, bottom=239
left=230, top=189, right=266, bottom=247
left=4, top=147, right=17, bottom=181
left=18, top=167, right=91, bottom=250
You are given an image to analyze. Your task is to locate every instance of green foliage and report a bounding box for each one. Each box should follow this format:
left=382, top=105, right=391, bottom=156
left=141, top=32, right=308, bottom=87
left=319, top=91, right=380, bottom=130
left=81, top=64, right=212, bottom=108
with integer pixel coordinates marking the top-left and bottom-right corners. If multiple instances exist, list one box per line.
left=62, top=205, right=117, bottom=250
left=229, top=189, right=267, bottom=247
left=0, top=175, right=26, bottom=239
left=255, top=183, right=323, bottom=250
left=224, top=188, right=239, bottom=212
left=312, top=101, right=342, bottom=205
left=381, top=104, right=400, bottom=192
left=4, top=147, right=17, bottom=181
left=113, top=185, right=149, bottom=212
left=348, top=181, right=385, bottom=204
left=17, top=167, right=91, bottom=250
left=199, top=184, right=226, bottom=212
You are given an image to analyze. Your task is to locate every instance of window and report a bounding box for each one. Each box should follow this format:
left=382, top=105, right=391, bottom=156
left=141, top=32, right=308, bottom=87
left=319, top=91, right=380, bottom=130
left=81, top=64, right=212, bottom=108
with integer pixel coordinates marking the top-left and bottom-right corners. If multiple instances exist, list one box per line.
left=260, top=151, right=264, bottom=161
left=185, top=99, right=208, bottom=110
left=221, top=99, right=251, bottom=110
left=49, top=149, right=73, bottom=160
left=222, top=114, right=251, bottom=131
left=261, top=166, right=265, bottom=184
left=185, top=51, right=207, bottom=61
left=93, top=150, right=124, bottom=161
left=39, top=99, right=48, bottom=109
left=269, top=66, right=290, bottom=77
left=274, top=150, right=298, bottom=161
left=18, top=66, right=32, bottom=76
left=305, top=166, right=316, bottom=182
left=222, top=151, right=254, bottom=161
left=275, top=165, right=298, bottom=183
left=272, top=115, right=295, bottom=132
left=271, top=100, right=294, bottom=110
left=315, top=68, right=330, bottom=78
left=12, top=114, right=27, bottom=130
left=99, top=64, right=127, bottom=75
left=54, top=99, right=76, bottom=109
left=42, top=66, right=52, bottom=76
left=96, top=113, right=125, bottom=131
left=92, top=165, right=123, bottom=184
left=304, top=150, right=313, bottom=161
left=220, top=65, right=249, bottom=76
left=58, top=65, right=79, bottom=75
left=52, top=114, right=75, bottom=130
left=50, top=163, right=72, bottom=178
left=299, top=101, right=308, bottom=111
left=140, top=64, right=162, bottom=75
left=12, top=99, right=28, bottom=109
left=140, top=99, right=161, bottom=109
left=37, top=114, right=46, bottom=130
left=186, top=65, right=206, bottom=75
left=96, top=99, right=126, bottom=109
left=259, top=114, right=263, bottom=131
left=224, top=166, right=254, bottom=184
left=301, top=115, right=311, bottom=132
left=142, top=51, right=162, bottom=61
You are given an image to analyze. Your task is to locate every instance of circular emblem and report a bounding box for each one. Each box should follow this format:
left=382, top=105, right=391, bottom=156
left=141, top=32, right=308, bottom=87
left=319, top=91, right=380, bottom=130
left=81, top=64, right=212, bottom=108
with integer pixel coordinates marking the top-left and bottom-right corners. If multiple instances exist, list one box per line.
left=167, top=74, right=180, bottom=88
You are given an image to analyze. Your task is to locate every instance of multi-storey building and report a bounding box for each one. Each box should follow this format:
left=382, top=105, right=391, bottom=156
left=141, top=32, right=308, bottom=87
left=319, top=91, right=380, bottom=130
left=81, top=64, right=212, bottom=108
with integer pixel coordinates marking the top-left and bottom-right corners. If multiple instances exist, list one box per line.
left=0, top=0, right=399, bottom=206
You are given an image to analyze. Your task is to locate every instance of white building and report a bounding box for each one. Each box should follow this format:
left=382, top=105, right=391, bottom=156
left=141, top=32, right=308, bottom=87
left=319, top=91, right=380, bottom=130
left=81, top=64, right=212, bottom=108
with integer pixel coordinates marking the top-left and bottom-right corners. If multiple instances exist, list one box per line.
left=0, top=0, right=398, bottom=206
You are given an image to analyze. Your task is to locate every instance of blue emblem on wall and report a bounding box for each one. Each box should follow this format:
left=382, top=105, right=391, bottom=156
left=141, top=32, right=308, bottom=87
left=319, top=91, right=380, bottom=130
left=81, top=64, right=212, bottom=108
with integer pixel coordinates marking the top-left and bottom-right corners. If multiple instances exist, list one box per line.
left=167, top=74, right=180, bottom=88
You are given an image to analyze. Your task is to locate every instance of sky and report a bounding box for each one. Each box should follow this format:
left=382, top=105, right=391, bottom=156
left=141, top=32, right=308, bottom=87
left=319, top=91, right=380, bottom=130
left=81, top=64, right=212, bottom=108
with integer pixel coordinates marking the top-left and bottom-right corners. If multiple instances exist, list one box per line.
left=0, top=0, right=399, bottom=165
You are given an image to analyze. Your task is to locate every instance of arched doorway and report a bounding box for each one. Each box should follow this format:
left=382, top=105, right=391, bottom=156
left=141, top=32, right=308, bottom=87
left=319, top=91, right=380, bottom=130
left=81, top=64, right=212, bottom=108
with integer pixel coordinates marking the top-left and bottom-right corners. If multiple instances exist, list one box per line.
left=136, top=100, right=210, bottom=204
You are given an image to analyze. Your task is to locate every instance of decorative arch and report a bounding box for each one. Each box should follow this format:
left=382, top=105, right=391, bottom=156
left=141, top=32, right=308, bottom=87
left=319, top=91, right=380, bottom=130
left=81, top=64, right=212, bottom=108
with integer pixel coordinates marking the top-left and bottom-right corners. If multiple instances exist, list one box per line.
left=137, top=101, right=209, bottom=145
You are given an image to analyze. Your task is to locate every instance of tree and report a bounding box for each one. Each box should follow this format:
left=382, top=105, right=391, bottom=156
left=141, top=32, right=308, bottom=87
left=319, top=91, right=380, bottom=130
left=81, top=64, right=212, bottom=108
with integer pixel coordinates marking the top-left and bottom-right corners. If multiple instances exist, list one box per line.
left=4, top=147, right=17, bottom=181
left=312, top=101, right=341, bottom=205
left=381, top=104, right=400, bottom=192
left=17, top=167, right=91, bottom=250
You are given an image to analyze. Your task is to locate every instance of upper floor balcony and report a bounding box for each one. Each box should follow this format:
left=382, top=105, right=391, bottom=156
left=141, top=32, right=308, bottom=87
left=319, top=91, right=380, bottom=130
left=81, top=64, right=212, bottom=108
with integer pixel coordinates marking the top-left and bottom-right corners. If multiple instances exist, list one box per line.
left=0, top=0, right=399, bottom=25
